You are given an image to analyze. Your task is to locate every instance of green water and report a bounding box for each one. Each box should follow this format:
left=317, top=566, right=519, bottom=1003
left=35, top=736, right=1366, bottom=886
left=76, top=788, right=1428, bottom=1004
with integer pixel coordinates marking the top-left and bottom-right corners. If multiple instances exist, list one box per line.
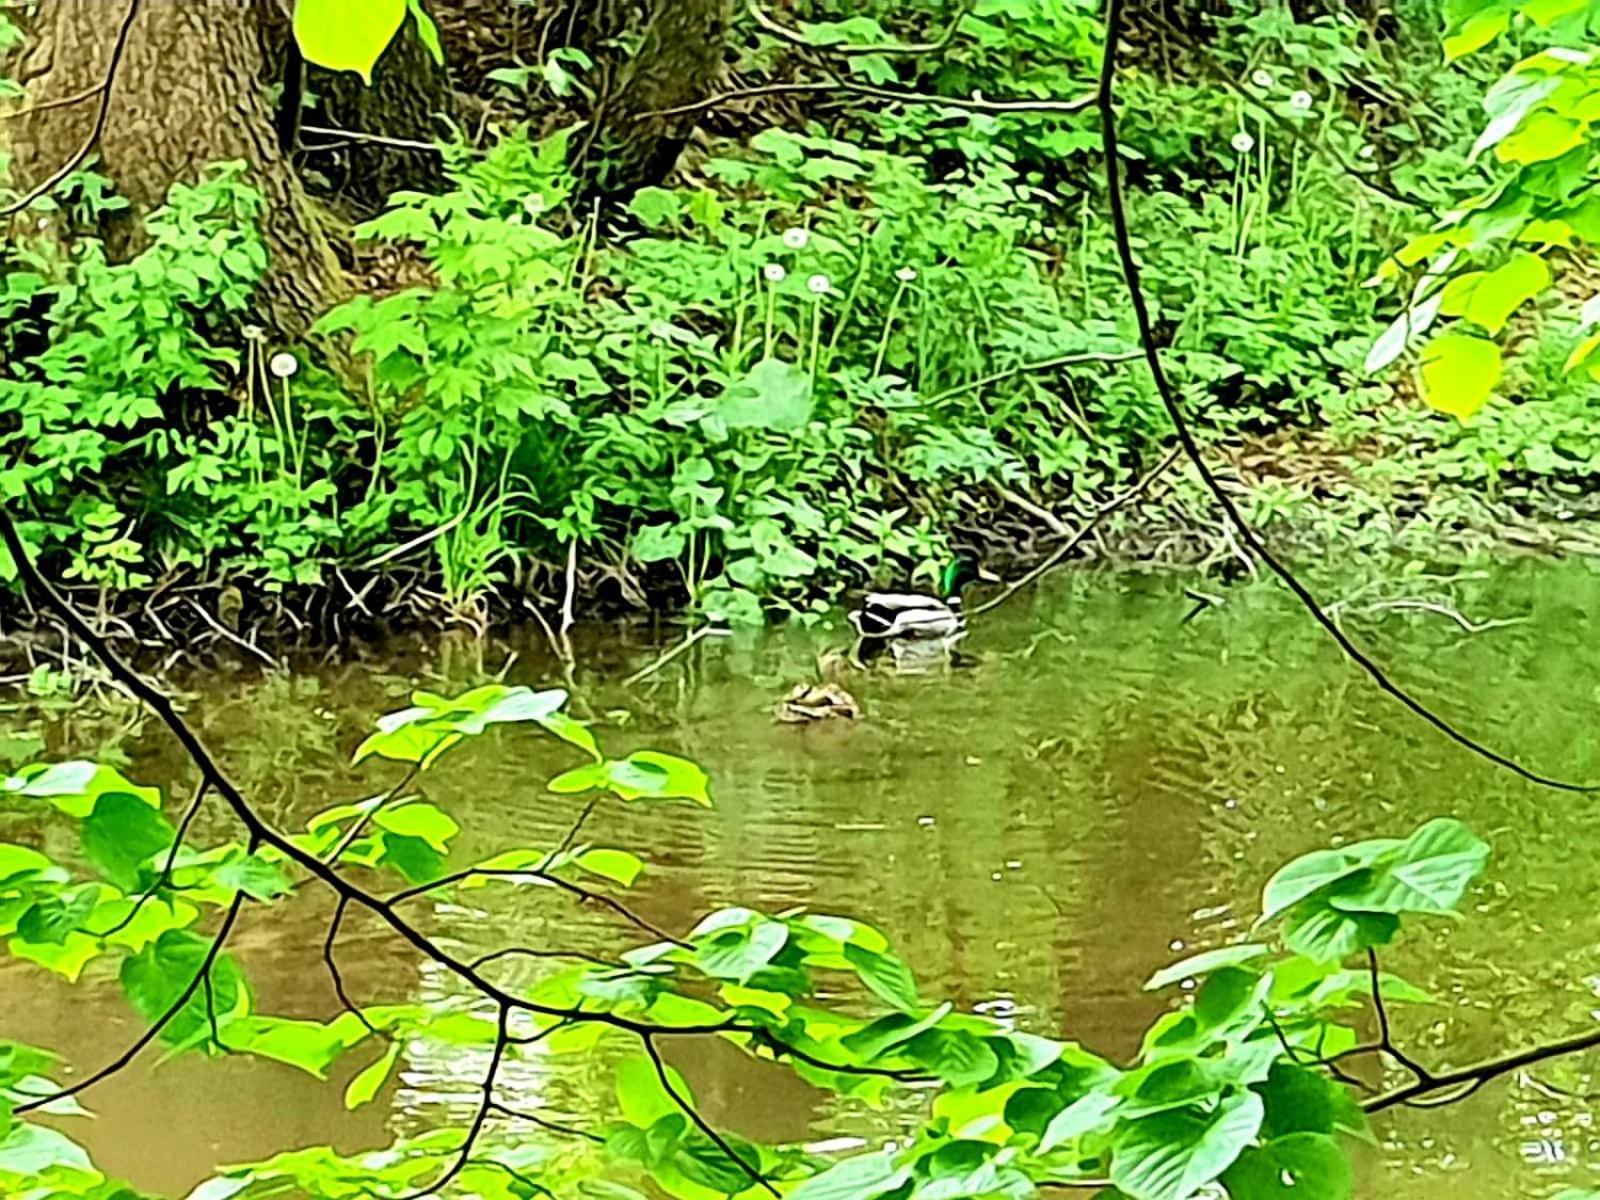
left=7, top=563, right=1600, bottom=1198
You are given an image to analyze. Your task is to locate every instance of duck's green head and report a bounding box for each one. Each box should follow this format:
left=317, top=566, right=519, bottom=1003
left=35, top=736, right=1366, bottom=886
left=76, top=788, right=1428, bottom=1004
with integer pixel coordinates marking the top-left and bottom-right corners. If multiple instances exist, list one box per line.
left=941, top=554, right=997, bottom=598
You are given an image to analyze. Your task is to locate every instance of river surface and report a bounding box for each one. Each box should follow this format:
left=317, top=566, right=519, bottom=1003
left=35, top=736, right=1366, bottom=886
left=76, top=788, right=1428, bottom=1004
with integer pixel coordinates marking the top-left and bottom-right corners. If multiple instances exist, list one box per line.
left=7, top=564, right=1600, bottom=1198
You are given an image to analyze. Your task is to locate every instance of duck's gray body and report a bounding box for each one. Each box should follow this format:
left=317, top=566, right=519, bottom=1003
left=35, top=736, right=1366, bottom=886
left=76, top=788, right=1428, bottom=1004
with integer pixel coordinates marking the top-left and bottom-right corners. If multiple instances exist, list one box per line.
left=847, top=592, right=967, bottom=643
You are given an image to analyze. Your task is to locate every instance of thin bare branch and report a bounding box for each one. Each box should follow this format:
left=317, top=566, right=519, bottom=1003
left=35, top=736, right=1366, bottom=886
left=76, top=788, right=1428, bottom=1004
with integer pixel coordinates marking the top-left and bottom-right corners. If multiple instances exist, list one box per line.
left=1, top=0, right=143, bottom=219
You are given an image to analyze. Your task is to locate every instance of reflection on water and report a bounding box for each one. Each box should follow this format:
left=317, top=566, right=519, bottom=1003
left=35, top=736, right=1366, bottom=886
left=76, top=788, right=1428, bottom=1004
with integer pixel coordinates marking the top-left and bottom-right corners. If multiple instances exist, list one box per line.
left=7, top=564, right=1600, bottom=1197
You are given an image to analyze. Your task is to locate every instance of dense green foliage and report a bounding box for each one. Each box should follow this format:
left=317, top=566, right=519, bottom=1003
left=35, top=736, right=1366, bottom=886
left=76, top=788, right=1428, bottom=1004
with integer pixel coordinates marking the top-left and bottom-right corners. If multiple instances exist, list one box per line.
left=0, top=681, right=1512, bottom=1200
left=10, top=4, right=1600, bottom=1194
left=6, top=1, right=1600, bottom=627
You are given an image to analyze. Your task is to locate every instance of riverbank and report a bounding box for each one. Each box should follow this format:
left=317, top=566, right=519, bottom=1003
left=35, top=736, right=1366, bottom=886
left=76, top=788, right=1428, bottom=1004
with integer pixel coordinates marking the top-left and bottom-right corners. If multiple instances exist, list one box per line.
left=4, top=440, right=1595, bottom=675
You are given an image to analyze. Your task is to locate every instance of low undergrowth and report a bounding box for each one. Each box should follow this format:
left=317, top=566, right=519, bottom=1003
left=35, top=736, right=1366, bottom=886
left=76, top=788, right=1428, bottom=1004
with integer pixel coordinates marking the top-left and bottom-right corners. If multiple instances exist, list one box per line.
left=4, top=1, right=1600, bottom=641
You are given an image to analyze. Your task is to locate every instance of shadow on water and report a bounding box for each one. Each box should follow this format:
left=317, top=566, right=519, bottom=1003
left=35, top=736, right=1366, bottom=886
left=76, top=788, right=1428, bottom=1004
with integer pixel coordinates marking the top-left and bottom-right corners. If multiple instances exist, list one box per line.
left=7, top=563, right=1600, bottom=1196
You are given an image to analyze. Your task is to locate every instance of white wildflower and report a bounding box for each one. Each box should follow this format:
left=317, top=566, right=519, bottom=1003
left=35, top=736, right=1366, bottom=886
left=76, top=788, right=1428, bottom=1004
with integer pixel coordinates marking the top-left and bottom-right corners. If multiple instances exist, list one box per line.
left=896, top=266, right=918, bottom=283
left=763, top=263, right=787, bottom=283
left=1251, top=68, right=1274, bottom=89
left=807, top=273, right=831, bottom=295
left=268, top=351, right=299, bottom=379
left=782, top=227, right=810, bottom=250
left=1230, top=131, right=1255, bottom=155
left=1289, top=89, right=1314, bottom=113
left=1358, top=143, right=1377, bottom=159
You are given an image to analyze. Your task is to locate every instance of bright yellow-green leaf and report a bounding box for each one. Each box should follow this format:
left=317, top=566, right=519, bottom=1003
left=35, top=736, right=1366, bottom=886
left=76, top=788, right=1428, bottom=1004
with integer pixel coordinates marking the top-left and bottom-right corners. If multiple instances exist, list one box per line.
left=293, top=0, right=407, bottom=82
left=575, top=848, right=644, bottom=887
left=345, top=1040, right=401, bottom=1109
left=1497, top=110, right=1584, bottom=163
left=1437, top=271, right=1486, bottom=317
left=1444, top=9, right=1509, bottom=61
left=1564, top=328, right=1600, bottom=374
left=1524, top=0, right=1588, bottom=26
left=1418, top=332, right=1502, bottom=422
left=1448, top=252, right=1551, bottom=334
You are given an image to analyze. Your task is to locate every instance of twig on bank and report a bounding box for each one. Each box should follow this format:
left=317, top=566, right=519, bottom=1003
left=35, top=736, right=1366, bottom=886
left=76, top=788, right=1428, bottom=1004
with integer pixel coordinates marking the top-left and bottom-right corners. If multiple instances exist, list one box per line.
left=646, top=78, right=1096, bottom=122
left=971, top=446, right=1183, bottom=617
left=918, top=350, right=1143, bottom=409
left=185, top=598, right=281, bottom=670
left=1, top=0, right=143, bottom=219
left=623, top=625, right=723, bottom=687
left=1, top=82, right=105, bottom=121
left=996, top=486, right=1070, bottom=538
left=1094, top=0, right=1596, bottom=794
left=299, top=123, right=443, bottom=154
left=1330, top=597, right=1526, bottom=636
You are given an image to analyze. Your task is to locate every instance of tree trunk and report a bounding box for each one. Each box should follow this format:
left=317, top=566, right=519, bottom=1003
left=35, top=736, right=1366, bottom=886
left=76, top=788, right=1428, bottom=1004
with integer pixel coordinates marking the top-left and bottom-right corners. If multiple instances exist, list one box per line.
left=582, top=0, right=730, bottom=196
left=304, top=19, right=456, bottom=215
left=3, top=0, right=343, bottom=337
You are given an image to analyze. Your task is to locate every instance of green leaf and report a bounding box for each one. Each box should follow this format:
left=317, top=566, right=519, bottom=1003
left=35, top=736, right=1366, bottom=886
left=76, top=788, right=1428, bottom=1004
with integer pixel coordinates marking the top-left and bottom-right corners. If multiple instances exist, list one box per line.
left=293, top=0, right=407, bottom=81
left=1281, top=906, right=1399, bottom=963
left=615, top=1054, right=693, bottom=1128
left=694, top=919, right=788, bottom=982
left=17, top=889, right=98, bottom=946
left=844, top=944, right=920, bottom=1013
left=1039, top=1089, right=1120, bottom=1151
left=1221, top=1133, right=1352, bottom=1200
left=0, top=1123, right=91, bottom=1174
left=345, top=1040, right=402, bottom=1108
left=1110, top=1090, right=1264, bottom=1200
left=607, top=752, right=712, bottom=807
left=227, top=1016, right=361, bottom=1077
left=575, top=848, right=644, bottom=887
left=213, top=851, right=292, bottom=901
left=907, top=1029, right=1000, bottom=1088
left=1329, top=819, right=1488, bottom=917
left=405, top=0, right=443, bottom=65
left=5, top=761, right=160, bottom=819
left=81, top=791, right=175, bottom=890
left=539, top=712, right=601, bottom=760
left=377, top=833, right=446, bottom=884
left=1256, top=1062, right=1369, bottom=1142
left=717, top=359, right=815, bottom=432
left=1260, top=839, right=1399, bottom=925
left=790, top=1152, right=911, bottom=1200
left=1441, top=252, right=1550, bottom=334
left=1444, top=8, right=1509, bottom=60
left=1146, top=944, right=1269, bottom=991
left=373, top=801, right=459, bottom=853
left=120, top=930, right=248, bottom=1047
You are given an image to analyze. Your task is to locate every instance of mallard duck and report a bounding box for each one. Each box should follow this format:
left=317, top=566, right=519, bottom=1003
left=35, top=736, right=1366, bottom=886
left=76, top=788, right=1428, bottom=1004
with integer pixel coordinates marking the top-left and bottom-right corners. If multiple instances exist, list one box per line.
left=848, top=556, right=996, bottom=663
left=774, top=682, right=862, bottom=723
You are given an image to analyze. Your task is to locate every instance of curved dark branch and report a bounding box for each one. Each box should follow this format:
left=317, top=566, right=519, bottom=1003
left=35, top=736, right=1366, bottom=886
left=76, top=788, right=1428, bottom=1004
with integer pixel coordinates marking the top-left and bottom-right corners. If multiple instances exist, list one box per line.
left=323, top=893, right=380, bottom=1037
left=15, top=889, right=247, bottom=1114
left=1364, top=1026, right=1600, bottom=1114
left=642, top=1033, right=777, bottom=1197
left=1093, top=0, right=1595, bottom=794
left=395, top=1005, right=511, bottom=1200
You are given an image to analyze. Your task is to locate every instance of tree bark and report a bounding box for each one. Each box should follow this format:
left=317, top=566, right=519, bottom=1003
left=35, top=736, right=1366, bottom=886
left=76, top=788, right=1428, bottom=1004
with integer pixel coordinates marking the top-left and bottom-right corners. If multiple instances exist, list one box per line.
left=3, top=0, right=343, bottom=337
left=304, top=19, right=456, bottom=214
left=581, top=0, right=730, bottom=197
